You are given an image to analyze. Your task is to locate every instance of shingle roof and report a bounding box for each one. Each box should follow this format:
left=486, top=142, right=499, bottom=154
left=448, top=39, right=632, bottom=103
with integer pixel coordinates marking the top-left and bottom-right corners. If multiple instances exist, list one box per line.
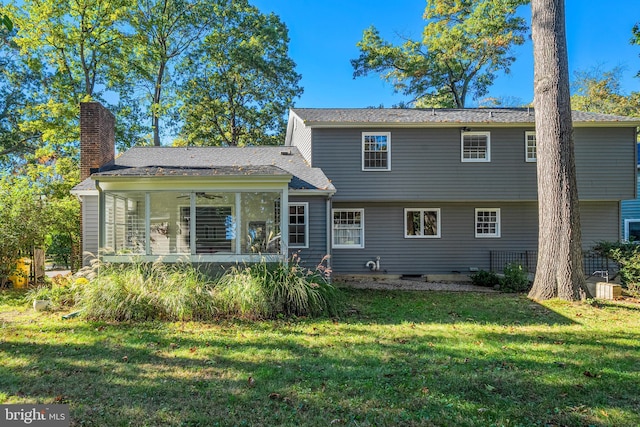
left=75, top=146, right=335, bottom=193
left=291, top=108, right=640, bottom=127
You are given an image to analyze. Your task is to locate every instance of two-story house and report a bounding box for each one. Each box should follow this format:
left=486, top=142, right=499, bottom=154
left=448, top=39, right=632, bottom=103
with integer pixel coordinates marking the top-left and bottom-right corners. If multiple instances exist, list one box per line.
left=73, top=104, right=639, bottom=276
left=284, top=108, right=638, bottom=275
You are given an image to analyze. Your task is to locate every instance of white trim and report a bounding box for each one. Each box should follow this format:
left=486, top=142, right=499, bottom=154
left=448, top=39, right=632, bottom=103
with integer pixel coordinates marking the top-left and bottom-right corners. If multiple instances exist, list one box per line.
left=362, top=132, right=391, bottom=171
left=288, top=202, right=309, bottom=249
left=624, top=218, right=640, bottom=241
left=102, top=254, right=285, bottom=264
left=70, top=189, right=99, bottom=196
left=475, top=208, right=501, bottom=238
left=289, top=189, right=336, bottom=196
left=461, top=131, right=491, bottom=162
left=525, top=131, right=537, bottom=162
left=332, top=208, right=365, bottom=249
left=404, top=208, right=441, bottom=238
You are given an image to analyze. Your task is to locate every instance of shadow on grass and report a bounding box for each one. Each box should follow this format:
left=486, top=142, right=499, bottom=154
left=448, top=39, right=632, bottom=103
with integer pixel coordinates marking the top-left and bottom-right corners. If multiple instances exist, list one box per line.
left=342, top=288, right=576, bottom=326
left=1, top=307, right=639, bottom=426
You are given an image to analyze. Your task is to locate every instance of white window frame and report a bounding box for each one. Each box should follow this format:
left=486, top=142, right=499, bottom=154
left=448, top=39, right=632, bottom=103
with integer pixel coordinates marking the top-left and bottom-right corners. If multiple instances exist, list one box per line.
left=525, top=131, right=537, bottom=162
left=332, top=208, right=365, bottom=249
left=461, top=131, right=491, bottom=162
left=288, top=202, right=308, bottom=249
left=624, top=219, right=640, bottom=242
left=475, top=208, right=501, bottom=238
left=362, top=132, right=391, bottom=171
left=404, top=208, right=441, bottom=238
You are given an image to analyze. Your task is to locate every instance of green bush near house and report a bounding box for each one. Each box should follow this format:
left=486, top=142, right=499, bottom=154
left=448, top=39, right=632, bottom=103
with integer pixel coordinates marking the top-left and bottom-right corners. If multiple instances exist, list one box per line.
left=593, top=241, right=640, bottom=288
left=499, top=262, right=531, bottom=293
left=470, top=269, right=500, bottom=287
left=25, top=275, right=84, bottom=309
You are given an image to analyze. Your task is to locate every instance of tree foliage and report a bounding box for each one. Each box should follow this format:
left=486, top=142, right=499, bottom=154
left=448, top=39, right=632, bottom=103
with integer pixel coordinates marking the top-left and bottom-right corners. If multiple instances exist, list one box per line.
left=0, top=174, right=50, bottom=286
left=6, top=0, right=129, bottom=152
left=177, top=0, right=302, bottom=146
left=4, top=0, right=301, bottom=150
left=351, top=0, right=529, bottom=108
left=128, top=0, right=219, bottom=146
left=571, top=66, right=640, bottom=117
left=0, top=27, right=43, bottom=166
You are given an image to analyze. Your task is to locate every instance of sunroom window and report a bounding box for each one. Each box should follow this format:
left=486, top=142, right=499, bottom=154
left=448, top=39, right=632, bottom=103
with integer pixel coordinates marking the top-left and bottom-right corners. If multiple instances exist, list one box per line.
left=101, top=191, right=283, bottom=256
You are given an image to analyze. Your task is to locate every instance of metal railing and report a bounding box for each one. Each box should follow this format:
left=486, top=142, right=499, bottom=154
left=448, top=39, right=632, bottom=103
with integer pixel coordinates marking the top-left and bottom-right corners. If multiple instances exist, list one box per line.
left=490, top=250, right=617, bottom=277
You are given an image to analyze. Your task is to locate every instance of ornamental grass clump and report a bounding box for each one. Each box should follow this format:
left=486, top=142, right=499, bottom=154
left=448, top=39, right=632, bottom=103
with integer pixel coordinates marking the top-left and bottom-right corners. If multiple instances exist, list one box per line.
left=212, top=255, right=343, bottom=319
left=79, top=260, right=216, bottom=321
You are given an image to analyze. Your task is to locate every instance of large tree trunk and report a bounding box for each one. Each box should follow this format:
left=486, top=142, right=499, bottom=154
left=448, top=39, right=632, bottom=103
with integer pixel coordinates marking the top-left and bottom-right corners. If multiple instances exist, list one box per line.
left=528, top=0, right=589, bottom=301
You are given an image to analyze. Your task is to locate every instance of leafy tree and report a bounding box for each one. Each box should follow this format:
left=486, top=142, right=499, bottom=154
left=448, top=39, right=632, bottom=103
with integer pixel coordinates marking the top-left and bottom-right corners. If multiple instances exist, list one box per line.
left=5, top=0, right=129, bottom=152
left=0, top=174, right=52, bottom=287
left=177, top=0, right=302, bottom=146
left=127, top=0, right=219, bottom=146
left=0, top=13, right=12, bottom=32
left=571, top=67, right=640, bottom=117
left=528, top=0, right=588, bottom=301
left=0, top=26, right=43, bottom=166
left=351, top=0, right=529, bottom=108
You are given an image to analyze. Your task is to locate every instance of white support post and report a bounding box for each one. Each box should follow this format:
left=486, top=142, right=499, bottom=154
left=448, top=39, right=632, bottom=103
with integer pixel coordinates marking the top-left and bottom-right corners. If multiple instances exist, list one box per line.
left=190, top=193, right=196, bottom=255
left=235, top=192, right=241, bottom=255
left=280, top=187, right=289, bottom=259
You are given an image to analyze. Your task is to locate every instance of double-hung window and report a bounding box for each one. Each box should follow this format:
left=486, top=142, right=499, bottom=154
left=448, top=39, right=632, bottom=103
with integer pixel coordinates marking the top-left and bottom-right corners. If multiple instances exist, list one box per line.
left=461, top=131, right=491, bottom=162
left=362, top=132, right=391, bottom=171
left=525, top=131, right=537, bottom=162
left=405, top=208, right=441, bottom=238
left=332, top=209, right=364, bottom=248
left=475, top=208, right=501, bottom=238
left=288, top=203, right=308, bottom=248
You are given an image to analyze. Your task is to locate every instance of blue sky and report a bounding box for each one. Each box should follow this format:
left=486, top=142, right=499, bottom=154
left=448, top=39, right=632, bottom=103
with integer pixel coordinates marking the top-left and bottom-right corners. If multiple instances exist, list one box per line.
left=252, top=0, right=640, bottom=108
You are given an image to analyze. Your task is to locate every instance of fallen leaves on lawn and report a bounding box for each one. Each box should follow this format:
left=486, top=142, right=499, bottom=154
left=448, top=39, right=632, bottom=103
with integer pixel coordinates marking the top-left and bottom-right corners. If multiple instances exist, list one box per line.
left=268, top=392, right=293, bottom=405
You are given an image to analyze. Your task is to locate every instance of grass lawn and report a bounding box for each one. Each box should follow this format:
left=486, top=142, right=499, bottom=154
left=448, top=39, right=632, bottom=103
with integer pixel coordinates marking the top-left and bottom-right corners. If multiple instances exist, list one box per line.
left=1, top=288, right=639, bottom=426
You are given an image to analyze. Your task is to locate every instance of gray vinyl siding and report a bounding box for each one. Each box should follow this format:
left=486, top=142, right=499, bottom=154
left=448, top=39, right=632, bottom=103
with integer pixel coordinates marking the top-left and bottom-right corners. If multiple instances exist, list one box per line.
left=288, top=116, right=313, bottom=164
left=310, top=127, right=636, bottom=202
left=330, top=201, right=619, bottom=275
left=581, top=201, right=621, bottom=246
left=620, top=174, right=640, bottom=239
left=288, top=196, right=329, bottom=268
left=82, top=195, right=99, bottom=266
left=574, top=127, right=637, bottom=200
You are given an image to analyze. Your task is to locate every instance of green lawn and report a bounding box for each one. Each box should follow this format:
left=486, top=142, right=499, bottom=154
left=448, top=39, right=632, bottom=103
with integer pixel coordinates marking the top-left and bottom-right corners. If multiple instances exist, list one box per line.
left=1, top=288, right=639, bottom=426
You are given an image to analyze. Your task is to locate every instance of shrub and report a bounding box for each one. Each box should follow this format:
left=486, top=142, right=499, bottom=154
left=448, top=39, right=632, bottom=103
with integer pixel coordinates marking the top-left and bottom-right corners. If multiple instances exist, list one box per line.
left=500, top=263, right=531, bottom=293
left=79, top=260, right=217, bottom=321
left=470, top=270, right=500, bottom=287
left=25, top=274, right=80, bottom=310
left=592, top=241, right=640, bottom=287
left=213, top=256, right=343, bottom=319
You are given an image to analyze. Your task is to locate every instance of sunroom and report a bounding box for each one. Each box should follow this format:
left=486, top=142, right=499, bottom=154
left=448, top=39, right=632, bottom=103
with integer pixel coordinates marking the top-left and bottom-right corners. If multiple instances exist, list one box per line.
left=94, top=167, right=292, bottom=263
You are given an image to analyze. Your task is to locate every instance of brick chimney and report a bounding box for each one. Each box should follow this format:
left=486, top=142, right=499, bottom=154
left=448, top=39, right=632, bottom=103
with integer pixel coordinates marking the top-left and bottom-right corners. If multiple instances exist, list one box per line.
left=80, top=102, right=115, bottom=181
